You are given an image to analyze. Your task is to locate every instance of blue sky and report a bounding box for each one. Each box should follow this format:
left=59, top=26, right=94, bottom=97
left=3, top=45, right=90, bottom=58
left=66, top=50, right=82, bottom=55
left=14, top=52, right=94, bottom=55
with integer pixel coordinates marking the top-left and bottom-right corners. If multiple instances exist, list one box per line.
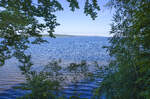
left=33, top=0, right=114, bottom=37
left=54, top=0, right=114, bottom=37
left=1, top=0, right=114, bottom=37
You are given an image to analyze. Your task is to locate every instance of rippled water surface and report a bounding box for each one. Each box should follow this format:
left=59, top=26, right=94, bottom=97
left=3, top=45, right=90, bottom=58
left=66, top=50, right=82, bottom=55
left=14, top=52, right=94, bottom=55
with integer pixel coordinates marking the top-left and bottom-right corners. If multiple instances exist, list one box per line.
left=0, top=36, right=109, bottom=99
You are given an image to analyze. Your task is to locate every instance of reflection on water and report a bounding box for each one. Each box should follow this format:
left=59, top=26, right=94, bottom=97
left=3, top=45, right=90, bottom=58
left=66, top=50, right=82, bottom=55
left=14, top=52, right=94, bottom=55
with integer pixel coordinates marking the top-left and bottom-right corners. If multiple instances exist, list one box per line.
left=0, top=59, right=25, bottom=94
left=0, top=36, right=109, bottom=99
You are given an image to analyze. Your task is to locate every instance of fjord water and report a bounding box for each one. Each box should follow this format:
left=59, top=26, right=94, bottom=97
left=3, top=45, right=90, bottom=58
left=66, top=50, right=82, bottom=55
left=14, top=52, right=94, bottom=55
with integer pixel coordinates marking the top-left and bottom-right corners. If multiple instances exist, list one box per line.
left=0, top=36, right=109, bottom=99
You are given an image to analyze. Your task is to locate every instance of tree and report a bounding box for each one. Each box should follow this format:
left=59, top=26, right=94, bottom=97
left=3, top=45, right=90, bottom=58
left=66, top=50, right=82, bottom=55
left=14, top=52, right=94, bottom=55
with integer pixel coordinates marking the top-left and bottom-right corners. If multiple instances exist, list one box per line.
left=0, top=0, right=100, bottom=66
left=95, top=0, right=150, bottom=99
left=0, top=0, right=101, bottom=98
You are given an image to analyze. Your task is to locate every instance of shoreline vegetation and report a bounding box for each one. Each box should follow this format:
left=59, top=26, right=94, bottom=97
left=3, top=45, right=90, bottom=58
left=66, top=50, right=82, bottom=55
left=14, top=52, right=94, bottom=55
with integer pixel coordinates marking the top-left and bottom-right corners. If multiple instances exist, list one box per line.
left=14, top=59, right=104, bottom=99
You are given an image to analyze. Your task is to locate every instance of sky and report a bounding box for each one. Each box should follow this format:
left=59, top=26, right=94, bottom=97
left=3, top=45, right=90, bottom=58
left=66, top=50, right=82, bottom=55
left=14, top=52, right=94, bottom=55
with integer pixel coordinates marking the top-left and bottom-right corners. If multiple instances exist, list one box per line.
left=53, top=0, right=114, bottom=37
left=0, top=0, right=114, bottom=37
left=33, top=0, right=114, bottom=37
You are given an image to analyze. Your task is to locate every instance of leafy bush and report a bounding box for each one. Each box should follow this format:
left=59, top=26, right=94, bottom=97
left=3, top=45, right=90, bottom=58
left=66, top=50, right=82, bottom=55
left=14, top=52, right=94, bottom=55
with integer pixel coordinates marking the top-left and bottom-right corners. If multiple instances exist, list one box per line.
left=15, top=59, right=97, bottom=99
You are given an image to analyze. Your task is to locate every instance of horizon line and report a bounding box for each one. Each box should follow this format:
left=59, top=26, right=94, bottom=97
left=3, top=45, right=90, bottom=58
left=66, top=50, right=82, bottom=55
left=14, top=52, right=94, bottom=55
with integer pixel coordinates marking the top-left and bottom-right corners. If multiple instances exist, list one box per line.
left=41, top=33, right=112, bottom=37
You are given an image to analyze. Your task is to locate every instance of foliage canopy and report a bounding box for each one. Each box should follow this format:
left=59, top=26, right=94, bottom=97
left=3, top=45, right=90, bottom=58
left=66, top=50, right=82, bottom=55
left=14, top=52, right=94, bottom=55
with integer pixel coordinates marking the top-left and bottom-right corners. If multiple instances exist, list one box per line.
left=96, top=0, right=150, bottom=99
left=0, top=0, right=100, bottom=66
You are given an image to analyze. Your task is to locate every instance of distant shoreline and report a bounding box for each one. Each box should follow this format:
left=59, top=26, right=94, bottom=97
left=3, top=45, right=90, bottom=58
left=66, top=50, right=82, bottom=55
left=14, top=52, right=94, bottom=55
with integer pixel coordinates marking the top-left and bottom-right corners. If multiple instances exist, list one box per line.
left=42, top=34, right=111, bottom=37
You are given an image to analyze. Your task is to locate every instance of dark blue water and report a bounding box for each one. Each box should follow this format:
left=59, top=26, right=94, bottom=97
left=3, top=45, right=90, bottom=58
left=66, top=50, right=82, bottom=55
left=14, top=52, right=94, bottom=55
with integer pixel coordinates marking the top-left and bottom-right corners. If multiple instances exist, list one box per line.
left=0, top=36, right=109, bottom=99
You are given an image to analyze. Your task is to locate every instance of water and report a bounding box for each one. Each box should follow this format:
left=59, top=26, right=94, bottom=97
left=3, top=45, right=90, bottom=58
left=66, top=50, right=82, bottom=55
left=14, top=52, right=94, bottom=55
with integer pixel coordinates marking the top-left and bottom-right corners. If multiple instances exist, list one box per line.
left=0, top=36, right=109, bottom=99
